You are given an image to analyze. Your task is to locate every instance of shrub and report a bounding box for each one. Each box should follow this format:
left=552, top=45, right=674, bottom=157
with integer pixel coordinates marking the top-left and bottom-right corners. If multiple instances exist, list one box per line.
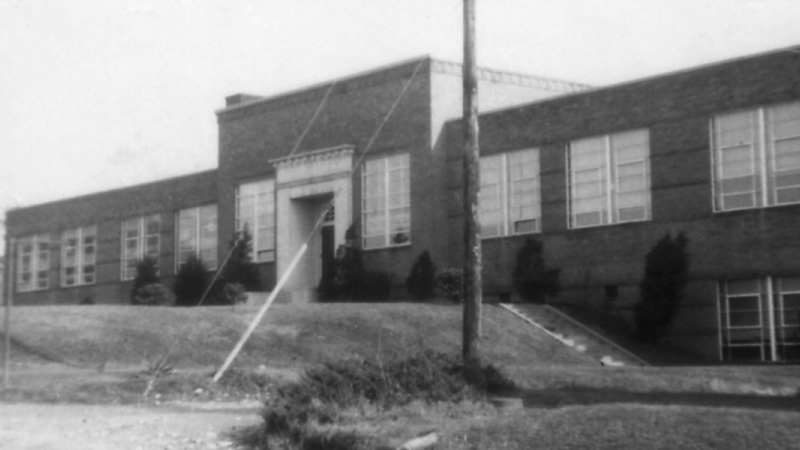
left=635, top=232, right=690, bottom=342
left=318, top=232, right=365, bottom=300
left=512, top=238, right=560, bottom=303
left=173, top=255, right=209, bottom=306
left=406, top=251, right=437, bottom=301
left=436, top=268, right=464, bottom=303
left=132, top=283, right=176, bottom=306
left=217, top=226, right=262, bottom=291
left=222, top=282, right=248, bottom=305
left=130, top=256, right=159, bottom=303
left=255, top=350, right=517, bottom=448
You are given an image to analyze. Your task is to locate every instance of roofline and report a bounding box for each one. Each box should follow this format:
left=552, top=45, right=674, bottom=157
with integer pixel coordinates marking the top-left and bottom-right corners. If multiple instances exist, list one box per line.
left=216, top=55, right=594, bottom=116
left=5, top=169, right=218, bottom=214
left=215, top=55, right=432, bottom=115
left=468, top=43, right=800, bottom=118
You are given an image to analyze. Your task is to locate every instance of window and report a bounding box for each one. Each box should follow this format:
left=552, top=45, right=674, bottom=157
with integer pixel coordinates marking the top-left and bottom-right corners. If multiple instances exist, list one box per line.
left=176, top=205, right=217, bottom=270
left=62, top=226, right=97, bottom=287
left=479, top=148, right=541, bottom=237
left=568, top=129, right=651, bottom=228
left=718, top=276, right=800, bottom=362
left=362, top=153, right=410, bottom=249
left=712, top=100, right=800, bottom=211
left=121, top=215, right=161, bottom=280
left=16, top=234, right=50, bottom=292
left=236, top=179, right=275, bottom=262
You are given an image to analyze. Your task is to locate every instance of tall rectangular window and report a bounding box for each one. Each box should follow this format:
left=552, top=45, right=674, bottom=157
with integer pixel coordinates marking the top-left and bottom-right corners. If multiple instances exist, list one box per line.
left=479, top=148, right=540, bottom=238
left=568, top=129, right=651, bottom=228
left=62, top=226, right=96, bottom=287
left=712, top=100, right=800, bottom=211
left=236, top=179, right=275, bottom=262
left=718, top=276, right=800, bottom=362
left=121, top=215, right=161, bottom=280
left=176, top=205, right=217, bottom=270
left=16, top=234, right=49, bottom=292
left=362, top=153, right=410, bottom=249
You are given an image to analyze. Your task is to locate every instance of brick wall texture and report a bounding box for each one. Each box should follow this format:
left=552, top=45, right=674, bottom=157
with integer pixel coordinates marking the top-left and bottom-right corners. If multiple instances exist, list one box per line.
left=446, top=47, right=800, bottom=359
left=5, top=48, right=800, bottom=361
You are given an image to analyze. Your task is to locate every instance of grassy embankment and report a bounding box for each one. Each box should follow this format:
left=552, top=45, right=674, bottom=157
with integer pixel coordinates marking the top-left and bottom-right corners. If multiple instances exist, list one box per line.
left=2, top=303, right=799, bottom=449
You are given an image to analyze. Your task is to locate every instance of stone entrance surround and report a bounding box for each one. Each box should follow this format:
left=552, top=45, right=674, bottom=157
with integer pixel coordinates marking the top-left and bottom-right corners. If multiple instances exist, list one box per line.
left=270, top=145, right=354, bottom=303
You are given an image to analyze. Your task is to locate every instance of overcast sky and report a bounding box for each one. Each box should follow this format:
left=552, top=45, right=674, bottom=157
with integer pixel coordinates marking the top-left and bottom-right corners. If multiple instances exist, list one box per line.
left=2, top=0, right=800, bottom=252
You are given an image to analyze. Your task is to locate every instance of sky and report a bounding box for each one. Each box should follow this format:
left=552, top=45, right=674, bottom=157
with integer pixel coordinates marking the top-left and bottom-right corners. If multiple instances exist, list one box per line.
left=2, top=0, right=800, bottom=253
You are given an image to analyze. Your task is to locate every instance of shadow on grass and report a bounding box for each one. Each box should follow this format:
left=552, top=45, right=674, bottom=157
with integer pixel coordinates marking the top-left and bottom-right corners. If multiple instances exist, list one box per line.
left=523, top=388, right=800, bottom=411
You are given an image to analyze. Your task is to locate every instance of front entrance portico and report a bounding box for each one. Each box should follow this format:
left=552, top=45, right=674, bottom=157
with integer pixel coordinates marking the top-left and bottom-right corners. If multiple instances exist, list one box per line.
left=270, top=145, right=354, bottom=302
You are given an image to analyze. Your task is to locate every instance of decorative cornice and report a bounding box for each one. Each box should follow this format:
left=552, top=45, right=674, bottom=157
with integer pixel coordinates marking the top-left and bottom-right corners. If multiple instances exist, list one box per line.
left=270, top=145, right=355, bottom=168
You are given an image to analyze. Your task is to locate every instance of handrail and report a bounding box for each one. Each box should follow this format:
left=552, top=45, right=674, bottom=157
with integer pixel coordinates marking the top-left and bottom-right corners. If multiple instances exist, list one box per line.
left=541, top=304, right=649, bottom=366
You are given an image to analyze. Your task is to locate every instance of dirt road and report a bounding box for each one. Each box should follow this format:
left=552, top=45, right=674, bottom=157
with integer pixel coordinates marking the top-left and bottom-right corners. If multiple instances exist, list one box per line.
left=0, top=402, right=262, bottom=450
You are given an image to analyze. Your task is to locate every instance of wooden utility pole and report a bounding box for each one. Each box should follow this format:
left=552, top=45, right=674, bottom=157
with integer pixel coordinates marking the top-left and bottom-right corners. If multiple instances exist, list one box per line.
left=462, top=0, right=482, bottom=366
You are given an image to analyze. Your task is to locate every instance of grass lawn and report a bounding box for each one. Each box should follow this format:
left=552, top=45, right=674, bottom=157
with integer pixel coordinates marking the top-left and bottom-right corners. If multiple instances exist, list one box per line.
left=5, top=303, right=596, bottom=369
left=438, top=404, right=800, bottom=450
left=3, top=302, right=799, bottom=449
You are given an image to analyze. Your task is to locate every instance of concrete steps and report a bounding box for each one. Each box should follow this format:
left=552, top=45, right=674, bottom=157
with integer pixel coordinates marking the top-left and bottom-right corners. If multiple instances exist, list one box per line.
left=501, top=303, right=648, bottom=367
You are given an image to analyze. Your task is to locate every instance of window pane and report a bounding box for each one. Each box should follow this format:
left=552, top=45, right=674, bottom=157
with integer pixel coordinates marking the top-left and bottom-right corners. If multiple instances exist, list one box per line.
left=717, top=111, right=756, bottom=148
left=575, top=211, right=603, bottom=227
left=364, top=158, right=386, bottom=174
left=779, top=276, right=800, bottom=293
left=727, top=279, right=760, bottom=296
left=767, top=101, right=800, bottom=139
left=514, top=219, right=538, bottom=234
left=571, top=137, right=606, bottom=169
left=363, top=154, right=410, bottom=248
left=508, top=149, right=538, bottom=178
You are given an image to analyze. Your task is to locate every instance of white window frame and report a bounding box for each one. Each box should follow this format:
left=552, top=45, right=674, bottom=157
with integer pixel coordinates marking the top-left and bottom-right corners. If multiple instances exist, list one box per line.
left=362, top=153, right=410, bottom=249
left=61, top=226, right=97, bottom=287
left=176, top=205, right=218, bottom=271
left=120, top=215, right=161, bottom=280
left=479, top=148, right=541, bottom=238
left=718, top=276, right=800, bottom=362
left=568, top=129, right=651, bottom=229
left=712, top=100, right=800, bottom=211
left=235, top=179, right=275, bottom=263
left=16, top=234, right=50, bottom=292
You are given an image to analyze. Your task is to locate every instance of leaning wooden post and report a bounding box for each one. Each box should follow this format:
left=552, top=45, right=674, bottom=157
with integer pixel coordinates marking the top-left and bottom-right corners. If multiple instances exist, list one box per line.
left=462, top=0, right=482, bottom=367
left=3, top=236, right=13, bottom=389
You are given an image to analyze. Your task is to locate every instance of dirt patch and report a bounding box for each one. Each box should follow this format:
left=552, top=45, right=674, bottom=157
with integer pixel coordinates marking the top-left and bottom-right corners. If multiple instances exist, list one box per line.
left=0, top=402, right=262, bottom=450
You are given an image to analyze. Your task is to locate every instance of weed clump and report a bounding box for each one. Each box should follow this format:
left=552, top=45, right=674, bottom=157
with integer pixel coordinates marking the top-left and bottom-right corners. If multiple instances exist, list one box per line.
left=255, top=350, right=516, bottom=449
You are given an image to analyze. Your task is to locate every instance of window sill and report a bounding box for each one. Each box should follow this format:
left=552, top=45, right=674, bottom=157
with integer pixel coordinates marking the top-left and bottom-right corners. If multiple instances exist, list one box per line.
left=568, top=218, right=651, bottom=231
left=362, top=242, right=412, bottom=252
left=713, top=202, right=800, bottom=214
left=481, top=231, right=540, bottom=242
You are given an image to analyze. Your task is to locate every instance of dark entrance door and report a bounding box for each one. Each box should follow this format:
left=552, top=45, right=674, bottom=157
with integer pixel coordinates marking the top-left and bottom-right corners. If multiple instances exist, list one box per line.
left=320, top=225, right=336, bottom=293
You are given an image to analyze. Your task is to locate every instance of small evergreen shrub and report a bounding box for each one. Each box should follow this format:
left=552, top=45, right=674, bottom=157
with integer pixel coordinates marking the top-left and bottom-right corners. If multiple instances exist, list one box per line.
left=512, top=238, right=560, bottom=303
left=217, top=226, right=262, bottom=291
left=436, top=268, right=464, bottom=303
left=132, top=283, right=176, bottom=306
left=130, top=256, right=159, bottom=303
left=318, top=239, right=365, bottom=301
left=222, top=282, right=248, bottom=305
left=406, top=251, right=437, bottom=301
left=635, top=232, right=690, bottom=342
left=173, top=255, right=209, bottom=307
